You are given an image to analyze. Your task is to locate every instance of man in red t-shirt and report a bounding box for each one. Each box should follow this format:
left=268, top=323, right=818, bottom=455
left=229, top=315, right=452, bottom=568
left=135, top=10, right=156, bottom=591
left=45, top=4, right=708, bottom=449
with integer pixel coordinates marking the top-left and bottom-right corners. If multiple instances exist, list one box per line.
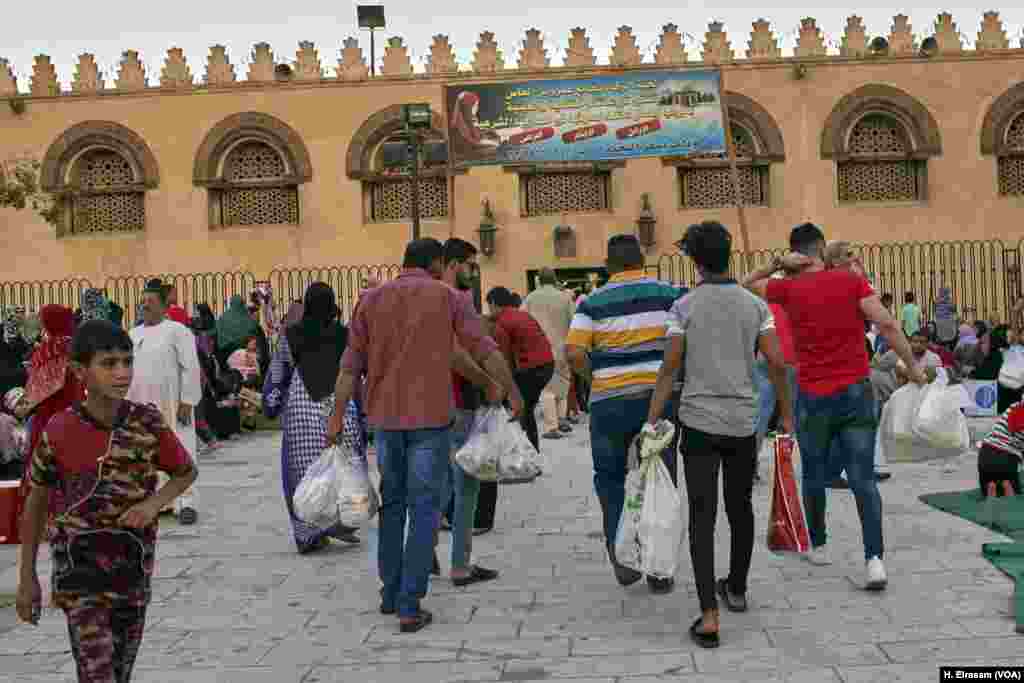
left=486, top=286, right=555, bottom=453
left=744, top=223, right=925, bottom=592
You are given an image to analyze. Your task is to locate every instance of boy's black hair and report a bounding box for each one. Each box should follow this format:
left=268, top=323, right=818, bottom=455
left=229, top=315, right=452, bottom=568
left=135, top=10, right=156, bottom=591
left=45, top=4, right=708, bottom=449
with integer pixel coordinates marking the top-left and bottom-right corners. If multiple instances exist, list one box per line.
left=403, top=238, right=444, bottom=270
left=486, top=286, right=517, bottom=308
left=443, top=238, right=478, bottom=265
left=680, top=221, right=732, bottom=275
left=71, top=320, right=133, bottom=365
left=904, top=292, right=916, bottom=303
left=606, top=234, right=645, bottom=272
left=789, top=223, right=826, bottom=256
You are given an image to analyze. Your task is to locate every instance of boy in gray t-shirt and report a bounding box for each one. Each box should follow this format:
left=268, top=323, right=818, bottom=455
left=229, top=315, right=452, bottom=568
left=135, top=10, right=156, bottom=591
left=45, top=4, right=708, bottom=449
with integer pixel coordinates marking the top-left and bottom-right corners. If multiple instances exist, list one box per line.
left=646, top=221, right=794, bottom=649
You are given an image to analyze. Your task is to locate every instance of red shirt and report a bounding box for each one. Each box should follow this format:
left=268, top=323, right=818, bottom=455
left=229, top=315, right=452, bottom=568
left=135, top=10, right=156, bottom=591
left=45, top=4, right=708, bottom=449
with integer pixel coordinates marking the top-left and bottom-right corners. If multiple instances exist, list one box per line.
left=766, top=270, right=874, bottom=396
left=494, top=308, right=554, bottom=371
left=342, top=269, right=498, bottom=430
left=768, top=303, right=797, bottom=366
left=167, top=306, right=189, bottom=326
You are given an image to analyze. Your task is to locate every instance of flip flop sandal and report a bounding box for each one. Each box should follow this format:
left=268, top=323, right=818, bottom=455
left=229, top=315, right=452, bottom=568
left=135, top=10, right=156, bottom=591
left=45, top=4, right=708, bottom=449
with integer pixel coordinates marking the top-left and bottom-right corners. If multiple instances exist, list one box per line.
left=399, top=609, right=433, bottom=633
left=689, top=617, right=720, bottom=649
left=451, top=565, right=499, bottom=587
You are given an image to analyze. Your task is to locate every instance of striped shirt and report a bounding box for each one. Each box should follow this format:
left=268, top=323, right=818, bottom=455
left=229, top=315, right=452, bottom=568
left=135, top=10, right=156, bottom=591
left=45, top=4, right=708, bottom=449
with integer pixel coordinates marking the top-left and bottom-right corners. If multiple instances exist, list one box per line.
left=566, top=270, right=684, bottom=404
left=982, top=401, right=1024, bottom=461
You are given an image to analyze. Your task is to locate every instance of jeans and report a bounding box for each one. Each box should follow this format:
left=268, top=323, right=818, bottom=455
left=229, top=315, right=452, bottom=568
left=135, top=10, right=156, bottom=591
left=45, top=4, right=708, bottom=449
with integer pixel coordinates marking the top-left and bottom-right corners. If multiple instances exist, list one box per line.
left=515, top=362, right=555, bottom=451
left=438, top=410, right=480, bottom=570
left=681, top=426, right=757, bottom=611
left=795, top=380, right=884, bottom=561
left=590, top=392, right=678, bottom=548
left=375, top=425, right=451, bottom=618
left=754, top=360, right=797, bottom=449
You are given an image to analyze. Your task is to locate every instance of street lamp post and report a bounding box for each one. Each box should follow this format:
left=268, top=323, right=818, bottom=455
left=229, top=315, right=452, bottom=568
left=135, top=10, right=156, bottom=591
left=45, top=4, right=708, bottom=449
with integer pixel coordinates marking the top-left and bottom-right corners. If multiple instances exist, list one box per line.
left=402, top=103, right=432, bottom=241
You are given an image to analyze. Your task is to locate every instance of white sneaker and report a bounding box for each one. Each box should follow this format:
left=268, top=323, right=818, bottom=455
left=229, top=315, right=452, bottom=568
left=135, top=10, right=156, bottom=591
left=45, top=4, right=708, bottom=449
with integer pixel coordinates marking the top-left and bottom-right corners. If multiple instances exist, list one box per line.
left=865, top=556, right=887, bottom=591
left=805, top=545, right=832, bottom=566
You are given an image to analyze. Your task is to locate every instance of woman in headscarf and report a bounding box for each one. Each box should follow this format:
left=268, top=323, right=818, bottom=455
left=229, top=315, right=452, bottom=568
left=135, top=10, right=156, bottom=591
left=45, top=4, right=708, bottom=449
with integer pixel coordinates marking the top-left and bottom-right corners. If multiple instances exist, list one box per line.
left=264, top=282, right=365, bottom=554
left=190, top=303, right=226, bottom=450
left=1, top=308, right=30, bottom=397
left=449, top=91, right=501, bottom=161
left=78, top=287, right=113, bottom=324
left=17, top=305, right=85, bottom=525
left=216, top=295, right=260, bottom=369
left=933, top=287, right=958, bottom=348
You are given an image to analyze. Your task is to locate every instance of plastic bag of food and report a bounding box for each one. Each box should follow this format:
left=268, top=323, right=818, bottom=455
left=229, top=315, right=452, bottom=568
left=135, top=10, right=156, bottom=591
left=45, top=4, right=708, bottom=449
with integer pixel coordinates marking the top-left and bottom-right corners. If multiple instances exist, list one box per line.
left=637, top=454, right=683, bottom=579
left=913, top=375, right=970, bottom=451
left=454, top=407, right=505, bottom=481
left=338, top=446, right=377, bottom=527
left=293, top=446, right=341, bottom=529
left=613, top=449, right=645, bottom=572
left=497, top=419, right=543, bottom=481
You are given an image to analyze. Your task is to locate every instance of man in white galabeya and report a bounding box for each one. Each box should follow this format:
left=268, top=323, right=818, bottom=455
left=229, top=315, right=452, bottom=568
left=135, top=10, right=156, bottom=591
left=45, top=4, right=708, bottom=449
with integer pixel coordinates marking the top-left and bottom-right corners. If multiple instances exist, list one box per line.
left=127, top=280, right=203, bottom=524
left=743, top=223, right=925, bottom=591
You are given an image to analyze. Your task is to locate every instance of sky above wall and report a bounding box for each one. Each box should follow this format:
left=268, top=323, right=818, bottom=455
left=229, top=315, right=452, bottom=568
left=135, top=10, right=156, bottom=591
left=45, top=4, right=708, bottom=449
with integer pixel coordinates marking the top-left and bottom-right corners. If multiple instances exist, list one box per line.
left=2, top=3, right=1020, bottom=91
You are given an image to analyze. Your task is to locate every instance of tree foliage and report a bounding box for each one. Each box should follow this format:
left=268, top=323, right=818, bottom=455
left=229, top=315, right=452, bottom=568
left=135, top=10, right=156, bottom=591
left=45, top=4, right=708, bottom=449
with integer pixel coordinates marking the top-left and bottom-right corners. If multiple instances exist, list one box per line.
left=0, top=159, right=61, bottom=224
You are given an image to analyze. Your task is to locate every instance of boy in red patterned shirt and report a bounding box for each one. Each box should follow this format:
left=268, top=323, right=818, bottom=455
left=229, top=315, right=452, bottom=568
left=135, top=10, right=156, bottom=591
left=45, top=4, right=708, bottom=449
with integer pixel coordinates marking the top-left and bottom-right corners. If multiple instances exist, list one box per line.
left=17, top=320, right=198, bottom=683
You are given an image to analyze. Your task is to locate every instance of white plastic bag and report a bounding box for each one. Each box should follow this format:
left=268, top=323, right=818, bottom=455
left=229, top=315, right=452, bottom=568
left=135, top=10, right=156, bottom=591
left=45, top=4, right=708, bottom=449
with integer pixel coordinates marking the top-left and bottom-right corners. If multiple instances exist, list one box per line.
left=638, top=456, right=683, bottom=579
left=454, top=408, right=503, bottom=481
left=999, top=347, right=1024, bottom=390
left=338, top=447, right=377, bottom=527
left=886, top=384, right=923, bottom=442
left=455, top=407, right=543, bottom=482
left=293, top=446, right=341, bottom=529
left=613, top=450, right=645, bottom=572
left=913, top=376, right=971, bottom=451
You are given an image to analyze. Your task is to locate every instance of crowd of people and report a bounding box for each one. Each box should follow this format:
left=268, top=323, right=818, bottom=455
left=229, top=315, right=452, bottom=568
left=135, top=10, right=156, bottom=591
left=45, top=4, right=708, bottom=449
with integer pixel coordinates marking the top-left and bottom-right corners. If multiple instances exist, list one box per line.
left=6, top=221, right=1024, bottom=680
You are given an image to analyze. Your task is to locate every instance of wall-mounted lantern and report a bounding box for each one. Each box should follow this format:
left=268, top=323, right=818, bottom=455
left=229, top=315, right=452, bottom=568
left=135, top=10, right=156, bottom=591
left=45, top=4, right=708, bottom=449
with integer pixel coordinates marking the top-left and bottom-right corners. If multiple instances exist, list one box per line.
left=636, top=193, right=657, bottom=249
left=554, top=222, right=576, bottom=258
left=478, top=198, right=499, bottom=257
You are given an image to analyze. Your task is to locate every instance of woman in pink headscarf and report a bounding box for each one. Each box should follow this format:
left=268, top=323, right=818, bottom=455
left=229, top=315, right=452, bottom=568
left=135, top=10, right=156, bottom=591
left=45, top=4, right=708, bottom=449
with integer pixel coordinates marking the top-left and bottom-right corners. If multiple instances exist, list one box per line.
left=450, top=91, right=501, bottom=160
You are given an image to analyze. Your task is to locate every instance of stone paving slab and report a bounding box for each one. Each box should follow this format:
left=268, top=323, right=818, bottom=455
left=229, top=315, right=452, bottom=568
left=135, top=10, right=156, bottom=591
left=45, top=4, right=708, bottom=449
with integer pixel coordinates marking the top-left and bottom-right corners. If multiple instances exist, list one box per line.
left=0, top=418, right=1021, bottom=682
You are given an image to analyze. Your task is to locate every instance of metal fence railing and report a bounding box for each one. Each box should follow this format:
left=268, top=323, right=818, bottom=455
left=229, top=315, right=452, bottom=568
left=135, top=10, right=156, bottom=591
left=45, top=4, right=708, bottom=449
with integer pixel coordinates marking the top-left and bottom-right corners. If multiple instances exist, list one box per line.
left=655, top=239, right=1022, bottom=324
left=268, top=265, right=402, bottom=321
left=104, top=272, right=259, bottom=327
left=0, top=278, right=93, bottom=314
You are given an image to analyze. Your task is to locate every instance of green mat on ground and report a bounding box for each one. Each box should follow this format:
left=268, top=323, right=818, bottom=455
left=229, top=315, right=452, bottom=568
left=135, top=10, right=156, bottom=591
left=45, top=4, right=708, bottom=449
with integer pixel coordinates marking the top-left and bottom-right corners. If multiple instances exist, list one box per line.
left=919, top=490, right=1024, bottom=633
left=919, top=489, right=1024, bottom=542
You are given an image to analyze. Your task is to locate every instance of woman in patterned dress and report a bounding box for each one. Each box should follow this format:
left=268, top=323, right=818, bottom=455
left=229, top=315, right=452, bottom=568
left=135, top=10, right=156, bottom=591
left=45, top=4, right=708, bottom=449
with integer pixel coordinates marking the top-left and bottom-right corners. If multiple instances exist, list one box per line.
left=263, top=282, right=366, bottom=554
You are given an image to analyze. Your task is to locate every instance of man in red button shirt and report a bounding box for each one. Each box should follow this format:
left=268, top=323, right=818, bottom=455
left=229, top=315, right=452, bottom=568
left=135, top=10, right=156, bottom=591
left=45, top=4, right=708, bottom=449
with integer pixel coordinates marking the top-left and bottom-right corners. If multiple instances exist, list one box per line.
left=486, top=286, right=555, bottom=453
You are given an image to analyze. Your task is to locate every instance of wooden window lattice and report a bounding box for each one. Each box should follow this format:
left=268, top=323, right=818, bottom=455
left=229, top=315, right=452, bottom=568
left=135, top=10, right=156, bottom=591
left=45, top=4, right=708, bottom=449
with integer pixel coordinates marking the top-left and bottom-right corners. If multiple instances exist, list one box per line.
left=997, top=113, right=1024, bottom=197
left=838, top=114, right=921, bottom=203
left=369, top=177, right=449, bottom=222
left=679, top=166, right=767, bottom=209
left=69, top=150, right=144, bottom=234
left=219, top=142, right=298, bottom=226
left=523, top=172, right=610, bottom=217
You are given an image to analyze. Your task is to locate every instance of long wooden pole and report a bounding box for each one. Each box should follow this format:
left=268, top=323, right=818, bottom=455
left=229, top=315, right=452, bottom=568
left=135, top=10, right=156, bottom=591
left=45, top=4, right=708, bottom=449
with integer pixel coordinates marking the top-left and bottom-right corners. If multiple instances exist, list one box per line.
left=717, top=67, right=752, bottom=272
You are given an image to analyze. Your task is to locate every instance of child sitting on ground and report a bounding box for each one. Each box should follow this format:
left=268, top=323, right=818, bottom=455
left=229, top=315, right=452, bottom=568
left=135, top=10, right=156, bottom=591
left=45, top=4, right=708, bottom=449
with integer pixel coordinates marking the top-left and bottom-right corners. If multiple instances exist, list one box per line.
left=978, top=399, right=1024, bottom=498
left=16, top=320, right=198, bottom=682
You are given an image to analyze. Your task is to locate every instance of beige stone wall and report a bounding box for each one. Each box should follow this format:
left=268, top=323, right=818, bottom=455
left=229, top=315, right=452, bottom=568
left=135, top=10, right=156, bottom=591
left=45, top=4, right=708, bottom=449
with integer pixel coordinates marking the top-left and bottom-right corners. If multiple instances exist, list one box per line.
left=3, top=50, right=1024, bottom=295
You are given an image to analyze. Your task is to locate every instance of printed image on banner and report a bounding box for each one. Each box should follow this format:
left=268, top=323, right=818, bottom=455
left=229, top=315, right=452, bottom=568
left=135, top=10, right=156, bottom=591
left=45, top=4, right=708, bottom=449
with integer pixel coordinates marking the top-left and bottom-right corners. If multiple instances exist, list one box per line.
left=445, top=70, right=726, bottom=166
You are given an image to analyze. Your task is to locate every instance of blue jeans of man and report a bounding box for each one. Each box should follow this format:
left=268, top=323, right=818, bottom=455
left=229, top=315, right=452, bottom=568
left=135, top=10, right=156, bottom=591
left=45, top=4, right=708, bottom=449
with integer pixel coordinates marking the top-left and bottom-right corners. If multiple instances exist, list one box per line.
left=375, top=425, right=451, bottom=618
left=438, top=410, right=479, bottom=570
left=754, top=361, right=798, bottom=467
left=795, top=379, right=884, bottom=561
left=590, top=391, right=678, bottom=549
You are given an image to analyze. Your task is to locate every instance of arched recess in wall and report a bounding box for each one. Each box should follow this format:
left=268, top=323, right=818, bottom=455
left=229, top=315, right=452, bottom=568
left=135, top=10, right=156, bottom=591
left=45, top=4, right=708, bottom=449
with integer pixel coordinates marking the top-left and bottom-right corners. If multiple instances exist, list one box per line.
left=346, top=104, right=451, bottom=224
left=980, top=82, right=1024, bottom=198
left=820, top=84, right=942, bottom=204
left=667, top=91, right=786, bottom=210
left=193, top=112, right=312, bottom=228
left=40, top=121, right=160, bottom=237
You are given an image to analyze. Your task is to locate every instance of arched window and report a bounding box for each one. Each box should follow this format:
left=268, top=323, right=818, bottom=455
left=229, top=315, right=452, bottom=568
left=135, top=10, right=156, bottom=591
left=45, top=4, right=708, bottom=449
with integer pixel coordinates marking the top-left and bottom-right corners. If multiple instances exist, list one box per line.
left=678, top=123, right=769, bottom=209
left=218, top=141, right=299, bottom=226
left=668, top=92, right=785, bottom=211
left=997, top=112, right=1024, bottom=197
left=69, top=149, right=146, bottom=233
left=193, top=112, right=312, bottom=229
left=39, top=121, right=159, bottom=237
left=836, top=114, right=924, bottom=203
left=366, top=131, right=450, bottom=223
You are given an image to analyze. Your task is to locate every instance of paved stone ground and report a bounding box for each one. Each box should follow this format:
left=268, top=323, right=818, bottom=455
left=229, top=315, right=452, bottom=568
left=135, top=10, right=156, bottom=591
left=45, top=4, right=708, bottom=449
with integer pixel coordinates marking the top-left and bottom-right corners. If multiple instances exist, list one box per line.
left=1, top=417, right=1022, bottom=682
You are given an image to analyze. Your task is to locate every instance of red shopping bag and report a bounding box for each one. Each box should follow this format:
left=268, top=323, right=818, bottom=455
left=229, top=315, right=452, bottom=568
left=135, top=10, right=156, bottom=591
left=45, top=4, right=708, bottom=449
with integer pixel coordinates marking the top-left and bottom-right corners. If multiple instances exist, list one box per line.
left=767, top=434, right=810, bottom=554
left=0, top=479, right=25, bottom=544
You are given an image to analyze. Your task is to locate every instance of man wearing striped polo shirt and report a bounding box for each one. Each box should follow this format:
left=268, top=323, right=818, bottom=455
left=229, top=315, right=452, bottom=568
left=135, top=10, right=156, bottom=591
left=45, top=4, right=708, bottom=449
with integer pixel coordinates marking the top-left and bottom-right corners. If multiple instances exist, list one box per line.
left=566, top=234, right=685, bottom=593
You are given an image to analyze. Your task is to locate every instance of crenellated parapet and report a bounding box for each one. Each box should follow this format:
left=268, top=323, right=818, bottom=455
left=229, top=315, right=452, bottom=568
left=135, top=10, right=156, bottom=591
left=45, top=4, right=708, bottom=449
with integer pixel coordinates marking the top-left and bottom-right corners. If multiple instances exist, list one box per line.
left=3, top=12, right=1024, bottom=98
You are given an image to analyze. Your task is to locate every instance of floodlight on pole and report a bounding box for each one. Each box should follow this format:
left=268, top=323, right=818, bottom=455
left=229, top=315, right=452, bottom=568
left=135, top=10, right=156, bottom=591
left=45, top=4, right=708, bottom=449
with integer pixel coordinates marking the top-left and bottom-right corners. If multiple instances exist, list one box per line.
left=357, top=5, right=386, bottom=76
